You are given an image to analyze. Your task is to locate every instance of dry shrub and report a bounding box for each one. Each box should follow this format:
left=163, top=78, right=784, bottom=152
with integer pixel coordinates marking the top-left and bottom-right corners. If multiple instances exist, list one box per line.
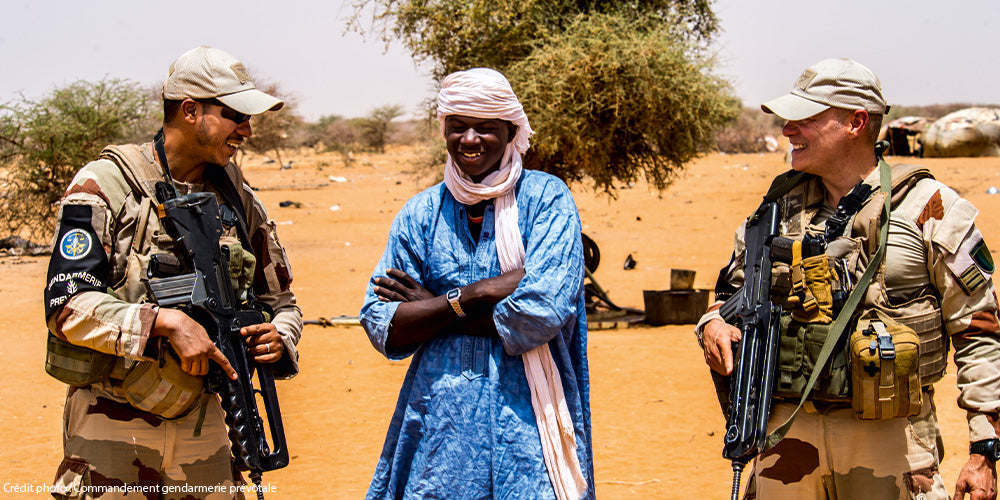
left=714, top=107, right=784, bottom=154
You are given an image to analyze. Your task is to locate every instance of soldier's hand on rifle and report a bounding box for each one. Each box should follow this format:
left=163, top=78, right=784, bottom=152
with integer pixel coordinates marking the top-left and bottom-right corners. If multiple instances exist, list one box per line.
left=152, top=307, right=237, bottom=380
left=703, top=318, right=743, bottom=376
left=241, top=323, right=284, bottom=364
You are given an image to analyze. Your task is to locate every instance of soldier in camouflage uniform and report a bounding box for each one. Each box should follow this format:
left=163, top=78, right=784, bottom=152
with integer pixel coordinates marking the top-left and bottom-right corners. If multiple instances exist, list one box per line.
left=697, top=59, right=1000, bottom=499
left=43, top=46, right=302, bottom=500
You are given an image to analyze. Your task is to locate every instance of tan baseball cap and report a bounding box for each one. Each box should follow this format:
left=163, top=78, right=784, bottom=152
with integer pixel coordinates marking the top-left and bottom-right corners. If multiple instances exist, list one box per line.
left=162, top=46, right=283, bottom=115
left=761, top=58, right=888, bottom=121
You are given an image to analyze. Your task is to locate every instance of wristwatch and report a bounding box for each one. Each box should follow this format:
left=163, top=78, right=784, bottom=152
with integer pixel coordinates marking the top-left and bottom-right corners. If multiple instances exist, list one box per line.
left=970, top=439, right=1000, bottom=461
left=446, top=288, right=466, bottom=318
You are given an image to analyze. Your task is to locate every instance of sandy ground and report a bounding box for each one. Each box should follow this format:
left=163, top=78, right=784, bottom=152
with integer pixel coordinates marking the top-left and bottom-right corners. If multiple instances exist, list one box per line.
left=3, top=145, right=1000, bottom=499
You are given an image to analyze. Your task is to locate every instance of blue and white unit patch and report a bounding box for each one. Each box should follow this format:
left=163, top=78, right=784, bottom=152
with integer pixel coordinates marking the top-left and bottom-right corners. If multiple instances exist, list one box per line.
left=59, top=229, right=92, bottom=261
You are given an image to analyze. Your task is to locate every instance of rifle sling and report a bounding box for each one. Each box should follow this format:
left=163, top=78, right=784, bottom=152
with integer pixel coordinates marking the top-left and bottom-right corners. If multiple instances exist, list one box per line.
left=763, top=155, right=892, bottom=451
left=203, top=165, right=253, bottom=251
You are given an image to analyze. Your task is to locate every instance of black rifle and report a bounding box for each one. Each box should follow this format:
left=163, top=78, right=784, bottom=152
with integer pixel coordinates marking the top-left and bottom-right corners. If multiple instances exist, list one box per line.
left=145, top=188, right=288, bottom=498
left=717, top=201, right=782, bottom=500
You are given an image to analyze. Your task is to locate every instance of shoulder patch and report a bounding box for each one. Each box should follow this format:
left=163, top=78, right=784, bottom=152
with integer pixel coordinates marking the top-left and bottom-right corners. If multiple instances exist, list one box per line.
left=958, top=264, right=987, bottom=294
left=972, top=239, right=995, bottom=273
left=916, top=189, right=943, bottom=230
left=59, top=229, right=93, bottom=260
left=946, top=227, right=993, bottom=295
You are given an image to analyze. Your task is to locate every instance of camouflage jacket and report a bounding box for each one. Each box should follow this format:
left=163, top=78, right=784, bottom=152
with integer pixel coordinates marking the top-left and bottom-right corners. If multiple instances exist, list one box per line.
left=698, top=164, right=1000, bottom=442
left=44, top=142, right=302, bottom=394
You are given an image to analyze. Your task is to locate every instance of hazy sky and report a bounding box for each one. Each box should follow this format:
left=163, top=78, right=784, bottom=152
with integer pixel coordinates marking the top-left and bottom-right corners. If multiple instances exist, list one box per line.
left=2, top=0, right=997, bottom=122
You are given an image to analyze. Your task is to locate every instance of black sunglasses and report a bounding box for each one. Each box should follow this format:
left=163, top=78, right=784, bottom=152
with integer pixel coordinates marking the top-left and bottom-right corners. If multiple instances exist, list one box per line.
left=195, top=98, right=252, bottom=125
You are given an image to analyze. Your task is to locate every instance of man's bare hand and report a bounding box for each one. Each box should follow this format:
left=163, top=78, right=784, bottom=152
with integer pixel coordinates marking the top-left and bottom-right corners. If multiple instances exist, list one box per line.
left=953, top=454, right=997, bottom=500
left=374, top=268, right=434, bottom=302
left=241, top=322, right=284, bottom=364
left=702, top=318, right=742, bottom=375
left=152, top=308, right=236, bottom=379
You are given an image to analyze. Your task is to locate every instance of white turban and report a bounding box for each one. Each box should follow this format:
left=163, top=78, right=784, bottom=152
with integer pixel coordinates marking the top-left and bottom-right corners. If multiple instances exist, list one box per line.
left=436, top=67, right=533, bottom=154
left=437, top=68, right=587, bottom=500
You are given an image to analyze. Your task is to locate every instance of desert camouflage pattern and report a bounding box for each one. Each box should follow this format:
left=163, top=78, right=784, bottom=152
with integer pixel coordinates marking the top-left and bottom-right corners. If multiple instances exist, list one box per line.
left=746, top=396, right=950, bottom=499
left=697, top=164, right=1000, bottom=497
left=46, top=144, right=302, bottom=375
left=45, top=143, right=302, bottom=498
left=52, top=386, right=245, bottom=500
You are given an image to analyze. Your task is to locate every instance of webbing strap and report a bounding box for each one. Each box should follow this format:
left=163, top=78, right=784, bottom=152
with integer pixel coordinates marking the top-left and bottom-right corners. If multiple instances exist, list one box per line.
left=763, top=155, right=892, bottom=451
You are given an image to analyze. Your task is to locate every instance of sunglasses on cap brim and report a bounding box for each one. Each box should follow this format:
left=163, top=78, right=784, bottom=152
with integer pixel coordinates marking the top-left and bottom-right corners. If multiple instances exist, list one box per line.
left=195, top=98, right=252, bottom=125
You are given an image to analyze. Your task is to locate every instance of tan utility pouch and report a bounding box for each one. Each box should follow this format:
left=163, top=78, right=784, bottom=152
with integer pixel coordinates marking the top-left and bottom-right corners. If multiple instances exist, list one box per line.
left=123, top=338, right=206, bottom=420
left=45, top=332, right=116, bottom=386
left=849, top=311, right=922, bottom=420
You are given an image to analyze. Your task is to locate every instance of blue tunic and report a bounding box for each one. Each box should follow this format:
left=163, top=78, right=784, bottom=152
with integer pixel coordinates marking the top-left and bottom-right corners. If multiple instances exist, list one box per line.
left=360, top=170, right=594, bottom=500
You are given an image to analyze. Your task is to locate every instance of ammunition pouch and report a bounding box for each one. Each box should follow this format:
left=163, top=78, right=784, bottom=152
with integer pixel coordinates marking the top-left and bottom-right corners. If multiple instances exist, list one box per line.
left=790, top=254, right=836, bottom=324
left=775, top=315, right=851, bottom=401
left=122, top=338, right=206, bottom=420
left=849, top=310, right=922, bottom=420
left=221, top=237, right=256, bottom=303
left=869, top=295, right=947, bottom=385
left=45, top=333, right=116, bottom=387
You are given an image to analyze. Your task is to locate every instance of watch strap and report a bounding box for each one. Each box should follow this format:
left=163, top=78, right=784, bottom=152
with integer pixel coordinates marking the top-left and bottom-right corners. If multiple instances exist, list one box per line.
left=447, top=288, right=466, bottom=318
left=970, top=439, right=1000, bottom=461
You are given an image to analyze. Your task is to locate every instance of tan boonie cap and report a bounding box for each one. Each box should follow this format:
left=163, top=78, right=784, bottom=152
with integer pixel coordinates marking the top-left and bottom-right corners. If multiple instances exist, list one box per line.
left=162, top=46, right=283, bottom=115
left=761, top=58, right=888, bottom=121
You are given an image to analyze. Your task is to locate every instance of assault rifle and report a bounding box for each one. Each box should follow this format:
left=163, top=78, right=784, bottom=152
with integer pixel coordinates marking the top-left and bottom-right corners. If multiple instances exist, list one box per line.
left=145, top=186, right=288, bottom=498
left=717, top=200, right=782, bottom=500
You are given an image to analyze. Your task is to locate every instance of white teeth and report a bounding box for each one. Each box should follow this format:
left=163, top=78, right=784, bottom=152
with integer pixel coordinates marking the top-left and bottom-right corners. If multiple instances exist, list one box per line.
left=792, top=144, right=806, bottom=150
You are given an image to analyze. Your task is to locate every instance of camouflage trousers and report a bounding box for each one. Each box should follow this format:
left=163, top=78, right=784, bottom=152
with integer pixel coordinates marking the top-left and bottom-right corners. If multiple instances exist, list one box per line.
left=51, top=386, right=245, bottom=500
left=746, top=392, right=949, bottom=500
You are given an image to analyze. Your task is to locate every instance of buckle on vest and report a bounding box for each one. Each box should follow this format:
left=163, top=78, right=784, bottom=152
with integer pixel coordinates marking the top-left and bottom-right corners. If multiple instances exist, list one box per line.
left=865, top=321, right=896, bottom=360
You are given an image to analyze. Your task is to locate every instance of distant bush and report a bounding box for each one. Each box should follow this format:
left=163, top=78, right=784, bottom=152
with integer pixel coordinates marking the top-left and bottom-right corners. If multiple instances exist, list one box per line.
left=0, top=78, right=155, bottom=240
left=242, top=81, right=302, bottom=168
left=714, top=107, right=784, bottom=153
left=359, top=104, right=405, bottom=153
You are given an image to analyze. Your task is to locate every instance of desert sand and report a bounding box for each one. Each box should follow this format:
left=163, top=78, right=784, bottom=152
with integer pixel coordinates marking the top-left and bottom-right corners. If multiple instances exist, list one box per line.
left=3, top=145, right=1000, bottom=499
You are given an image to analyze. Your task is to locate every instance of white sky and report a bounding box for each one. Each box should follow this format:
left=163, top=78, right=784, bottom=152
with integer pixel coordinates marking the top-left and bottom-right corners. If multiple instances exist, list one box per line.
left=1, top=0, right=997, bottom=121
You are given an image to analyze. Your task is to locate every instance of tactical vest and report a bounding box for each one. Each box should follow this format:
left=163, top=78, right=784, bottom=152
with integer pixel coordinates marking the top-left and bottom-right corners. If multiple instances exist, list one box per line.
left=46, top=144, right=249, bottom=419
left=767, top=165, right=948, bottom=402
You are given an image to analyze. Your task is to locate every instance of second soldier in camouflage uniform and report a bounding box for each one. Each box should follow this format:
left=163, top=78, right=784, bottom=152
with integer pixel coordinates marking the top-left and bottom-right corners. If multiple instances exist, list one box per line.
left=697, top=59, right=1000, bottom=499
left=43, top=46, right=302, bottom=500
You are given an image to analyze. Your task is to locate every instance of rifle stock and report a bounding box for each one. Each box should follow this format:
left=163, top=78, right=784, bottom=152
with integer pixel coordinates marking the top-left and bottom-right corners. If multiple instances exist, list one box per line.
left=718, top=201, right=782, bottom=498
left=146, top=191, right=289, bottom=484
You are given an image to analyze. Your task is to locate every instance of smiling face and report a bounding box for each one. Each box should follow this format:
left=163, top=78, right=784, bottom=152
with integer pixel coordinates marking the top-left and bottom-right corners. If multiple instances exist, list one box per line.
left=193, top=99, right=253, bottom=167
left=782, top=107, right=855, bottom=175
left=444, top=115, right=516, bottom=183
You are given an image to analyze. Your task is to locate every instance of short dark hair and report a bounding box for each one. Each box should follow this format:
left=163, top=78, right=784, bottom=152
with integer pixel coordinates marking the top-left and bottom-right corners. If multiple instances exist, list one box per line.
left=163, top=99, right=183, bottom=123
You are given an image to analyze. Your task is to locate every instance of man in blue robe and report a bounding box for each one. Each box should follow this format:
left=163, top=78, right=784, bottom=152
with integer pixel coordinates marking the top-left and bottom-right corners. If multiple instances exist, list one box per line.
left=360, top=68, right=594, bottom=500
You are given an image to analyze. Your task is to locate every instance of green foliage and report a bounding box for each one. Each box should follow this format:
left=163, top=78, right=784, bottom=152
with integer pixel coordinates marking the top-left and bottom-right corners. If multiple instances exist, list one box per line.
left=350, top=0, right=719, bottom=80
left=359, top=104, right=405, bottom=153
left=349, top=0, right=736, bottom=193
left=510, top=13, right=737, bottom=192
left=0, top=78, right=155, bottom=240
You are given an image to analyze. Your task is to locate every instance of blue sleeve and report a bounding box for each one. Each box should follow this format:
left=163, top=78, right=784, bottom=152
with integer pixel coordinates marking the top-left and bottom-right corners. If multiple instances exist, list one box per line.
left=359, top=196, right=430, bottom=360
left=494, top=177, right=585, bottom=355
